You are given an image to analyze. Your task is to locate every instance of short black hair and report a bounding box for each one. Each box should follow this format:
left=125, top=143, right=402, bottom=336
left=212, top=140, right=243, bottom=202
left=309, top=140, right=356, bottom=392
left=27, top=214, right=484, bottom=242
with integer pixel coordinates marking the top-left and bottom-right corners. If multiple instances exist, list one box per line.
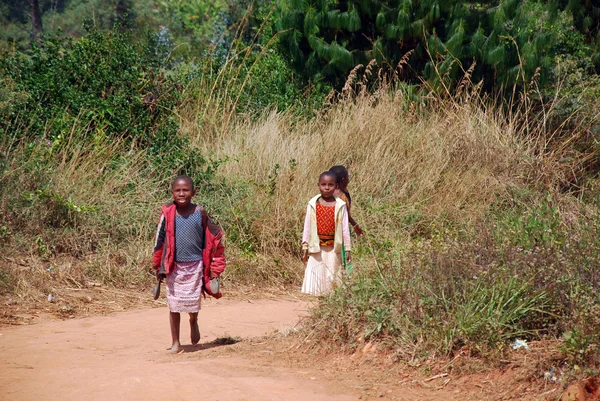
left=319, top=170, right=336, bottom=182
left=329, top=165, right=348, bottom=184
left=171, top=175, right=195, bottom=190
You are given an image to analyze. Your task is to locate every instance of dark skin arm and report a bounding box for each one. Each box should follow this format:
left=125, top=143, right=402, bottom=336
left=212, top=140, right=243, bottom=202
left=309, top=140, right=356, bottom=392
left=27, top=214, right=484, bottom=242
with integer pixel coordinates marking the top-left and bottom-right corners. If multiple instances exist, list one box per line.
left=348, top=215, right=364, bottom=237
left=334, top=188, right=364, bottom=237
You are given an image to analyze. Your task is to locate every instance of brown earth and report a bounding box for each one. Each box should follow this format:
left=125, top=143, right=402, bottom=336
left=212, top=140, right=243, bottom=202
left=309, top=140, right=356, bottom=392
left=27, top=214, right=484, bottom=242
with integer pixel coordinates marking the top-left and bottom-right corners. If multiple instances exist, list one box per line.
left=0, top=292, right=576, bottom=401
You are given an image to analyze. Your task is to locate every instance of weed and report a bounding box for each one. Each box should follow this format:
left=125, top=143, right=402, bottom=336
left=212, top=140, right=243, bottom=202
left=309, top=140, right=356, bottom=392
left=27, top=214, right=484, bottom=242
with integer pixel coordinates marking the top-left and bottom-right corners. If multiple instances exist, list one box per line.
left=0, top=224, right=11, bottom=240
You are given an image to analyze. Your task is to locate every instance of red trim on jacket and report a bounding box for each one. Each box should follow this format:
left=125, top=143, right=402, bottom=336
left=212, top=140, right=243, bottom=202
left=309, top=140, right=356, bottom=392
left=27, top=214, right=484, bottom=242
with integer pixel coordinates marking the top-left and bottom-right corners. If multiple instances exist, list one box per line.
left=152, top=203, right=176, bottom=275
left=202, top=218, right=225, bottom=299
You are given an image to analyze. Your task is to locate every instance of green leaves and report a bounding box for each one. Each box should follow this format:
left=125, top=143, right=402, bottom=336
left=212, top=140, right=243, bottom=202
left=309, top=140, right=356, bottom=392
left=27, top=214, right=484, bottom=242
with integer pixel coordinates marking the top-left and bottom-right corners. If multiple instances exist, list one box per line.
left=1, top=27, right=182, bottom=145
left=275, top=0, right=593, bottom=92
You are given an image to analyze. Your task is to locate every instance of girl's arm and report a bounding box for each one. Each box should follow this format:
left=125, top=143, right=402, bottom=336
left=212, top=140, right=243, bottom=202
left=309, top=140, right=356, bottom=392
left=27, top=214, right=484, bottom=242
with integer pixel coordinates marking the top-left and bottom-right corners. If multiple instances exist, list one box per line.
left=339, top=191, right=363, bottom=236
left=301, top=205, right=312, bottom=264
left=301, top=204, right=311, bottom=248
left=341, top=205, right=351, bottom=251
left=349, top=215, right=363, bottom=236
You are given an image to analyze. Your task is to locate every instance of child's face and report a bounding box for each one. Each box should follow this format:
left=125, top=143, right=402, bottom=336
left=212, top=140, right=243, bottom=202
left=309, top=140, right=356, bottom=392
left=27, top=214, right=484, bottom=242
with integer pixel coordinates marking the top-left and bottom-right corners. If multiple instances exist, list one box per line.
left=341, top=174, right=350, bottom=188
left=172, top=179, right=195, bottom=207
left=318, top=174, right=336, bottom=199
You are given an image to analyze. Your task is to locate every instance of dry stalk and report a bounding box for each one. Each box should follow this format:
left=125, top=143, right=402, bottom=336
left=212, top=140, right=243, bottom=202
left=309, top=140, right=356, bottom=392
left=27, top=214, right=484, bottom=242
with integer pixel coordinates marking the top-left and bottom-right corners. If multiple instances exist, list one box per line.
left=341, top=64, right=364, bottom=101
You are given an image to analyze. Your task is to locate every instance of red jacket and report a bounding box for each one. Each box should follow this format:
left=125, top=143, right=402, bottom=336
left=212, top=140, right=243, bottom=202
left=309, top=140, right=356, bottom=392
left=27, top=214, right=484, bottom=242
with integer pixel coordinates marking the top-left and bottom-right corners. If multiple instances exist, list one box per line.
left=153, top=203, right=225, bottom=299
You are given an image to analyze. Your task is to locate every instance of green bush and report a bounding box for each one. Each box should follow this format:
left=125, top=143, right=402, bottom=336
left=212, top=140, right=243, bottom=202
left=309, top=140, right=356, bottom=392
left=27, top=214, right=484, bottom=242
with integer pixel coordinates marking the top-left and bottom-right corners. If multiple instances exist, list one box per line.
left=0, top=26, right=182, bottom=146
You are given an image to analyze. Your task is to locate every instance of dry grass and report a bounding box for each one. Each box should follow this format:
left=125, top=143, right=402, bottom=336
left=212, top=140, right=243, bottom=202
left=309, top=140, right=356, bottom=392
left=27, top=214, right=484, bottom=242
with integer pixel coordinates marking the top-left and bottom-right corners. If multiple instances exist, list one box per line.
left=191, top=91, right=551, bottom=256
left=0, top=134, right=165, bottom=292
left=0, top=80, right=594, bottom=334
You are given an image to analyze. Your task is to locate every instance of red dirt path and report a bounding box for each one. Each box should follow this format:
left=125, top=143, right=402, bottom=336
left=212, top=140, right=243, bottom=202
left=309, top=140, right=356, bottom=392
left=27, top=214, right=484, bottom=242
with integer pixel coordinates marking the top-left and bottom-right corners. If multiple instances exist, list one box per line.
left=0, top=295, right=565, bottom=401
left=1, top=296, right=369, bottom=401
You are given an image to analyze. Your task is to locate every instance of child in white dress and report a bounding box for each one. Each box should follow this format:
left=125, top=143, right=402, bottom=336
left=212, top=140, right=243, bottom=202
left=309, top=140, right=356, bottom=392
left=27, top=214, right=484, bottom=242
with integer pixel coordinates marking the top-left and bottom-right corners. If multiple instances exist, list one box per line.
left=301, top=171, right=352, bottom=296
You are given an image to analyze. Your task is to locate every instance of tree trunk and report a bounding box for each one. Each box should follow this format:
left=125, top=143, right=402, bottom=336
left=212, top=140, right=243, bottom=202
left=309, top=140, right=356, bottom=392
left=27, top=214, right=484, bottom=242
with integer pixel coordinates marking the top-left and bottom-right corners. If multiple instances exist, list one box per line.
left=115, top=0, right=133, bottom=28
left=29, top=0, right=43, bottom=44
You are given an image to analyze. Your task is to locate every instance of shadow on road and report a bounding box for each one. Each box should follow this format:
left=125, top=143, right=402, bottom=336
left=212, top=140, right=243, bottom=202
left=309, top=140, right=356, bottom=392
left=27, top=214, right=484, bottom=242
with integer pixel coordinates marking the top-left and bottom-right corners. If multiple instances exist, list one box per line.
left=180, top=336, right=242, bottom=353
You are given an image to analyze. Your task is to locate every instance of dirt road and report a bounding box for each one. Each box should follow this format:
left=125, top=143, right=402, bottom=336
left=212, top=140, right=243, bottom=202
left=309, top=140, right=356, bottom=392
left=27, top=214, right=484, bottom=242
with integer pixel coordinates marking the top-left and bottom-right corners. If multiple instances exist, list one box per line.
left=0, top=293, right=558, bottom=401
left=0, top=296, right=368, bottom=401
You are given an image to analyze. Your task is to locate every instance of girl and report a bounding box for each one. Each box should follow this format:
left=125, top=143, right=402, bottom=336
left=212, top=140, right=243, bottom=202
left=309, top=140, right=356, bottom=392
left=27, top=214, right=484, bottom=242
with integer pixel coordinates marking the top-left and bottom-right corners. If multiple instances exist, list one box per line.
left=301, top=171, right=352, bottom=296
left=152, top=175, right=225, bottom=353
left=329, top=165, right=364, bottom=237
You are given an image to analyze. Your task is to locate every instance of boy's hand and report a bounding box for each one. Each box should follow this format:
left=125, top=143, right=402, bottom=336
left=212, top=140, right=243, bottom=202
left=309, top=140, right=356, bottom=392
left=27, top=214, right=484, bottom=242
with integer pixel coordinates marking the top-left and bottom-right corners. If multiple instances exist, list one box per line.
left=302, top=249, right=308, bottom=265
left=155, top=270, right=161, bottom=281
left=346, top=251, right=352, bottom=263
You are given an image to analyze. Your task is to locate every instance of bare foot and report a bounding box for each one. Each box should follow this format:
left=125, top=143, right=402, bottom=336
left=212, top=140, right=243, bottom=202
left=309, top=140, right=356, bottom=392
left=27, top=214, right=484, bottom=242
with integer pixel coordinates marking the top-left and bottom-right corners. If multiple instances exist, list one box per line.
left=191, top=321, right=200, bottom=345
left=167, top=342, right=181, bottom=353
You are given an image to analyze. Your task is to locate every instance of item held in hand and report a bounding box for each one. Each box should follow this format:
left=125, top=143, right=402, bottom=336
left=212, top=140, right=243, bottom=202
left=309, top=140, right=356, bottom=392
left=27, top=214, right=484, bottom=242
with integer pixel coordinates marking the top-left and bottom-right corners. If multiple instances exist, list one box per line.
left=153, top=277, right=163, bottom=300
left=209, top=277, right=220, bottom=294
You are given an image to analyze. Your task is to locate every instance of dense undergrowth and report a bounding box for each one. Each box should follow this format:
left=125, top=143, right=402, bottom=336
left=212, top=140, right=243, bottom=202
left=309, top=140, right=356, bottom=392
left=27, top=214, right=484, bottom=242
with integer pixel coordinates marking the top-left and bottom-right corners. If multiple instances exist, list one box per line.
left=2, top=22, right=600, bottom=375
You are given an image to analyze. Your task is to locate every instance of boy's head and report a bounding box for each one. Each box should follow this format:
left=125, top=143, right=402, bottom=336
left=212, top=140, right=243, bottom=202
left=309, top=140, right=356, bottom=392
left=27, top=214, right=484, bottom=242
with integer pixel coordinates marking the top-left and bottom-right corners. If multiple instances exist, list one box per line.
left=171, top=175, right=195, bottom=207
left=329, top=165, right=349, bottom=187
left=171, top=175, right=194, bottom=190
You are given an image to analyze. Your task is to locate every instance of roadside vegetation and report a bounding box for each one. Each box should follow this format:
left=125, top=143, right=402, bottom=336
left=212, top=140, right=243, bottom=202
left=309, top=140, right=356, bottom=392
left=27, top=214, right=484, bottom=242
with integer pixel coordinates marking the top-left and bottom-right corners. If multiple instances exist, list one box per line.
left=2, top=0, right=600, bottom=383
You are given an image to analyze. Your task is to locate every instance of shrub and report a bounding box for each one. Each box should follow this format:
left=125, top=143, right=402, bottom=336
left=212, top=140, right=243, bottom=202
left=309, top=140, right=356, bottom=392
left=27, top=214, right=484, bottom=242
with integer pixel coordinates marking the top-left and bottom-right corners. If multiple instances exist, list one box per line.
left=0, top=26, right=182, bottom=147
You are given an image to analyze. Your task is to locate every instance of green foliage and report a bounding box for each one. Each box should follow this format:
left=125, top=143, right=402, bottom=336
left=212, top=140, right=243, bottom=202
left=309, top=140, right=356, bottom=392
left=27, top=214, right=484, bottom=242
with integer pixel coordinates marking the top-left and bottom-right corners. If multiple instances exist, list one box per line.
left=0, top=0, right=140, bottom=50
left=495, top=197, right=565, bottom=250
left=0, top=26, right=183, bottom=146
left=156, top=0, right=226, bottom=41
left=442, top=277, right=550, bottom=350
left=274, top=0, right=596, bottom=91
left=306, top=195, right=600, bottom=358
left=0, top=24, right=215, bottom=180
left=229, top=46, right=331, bottom=115
left=559, top=297, right=600, bottom=364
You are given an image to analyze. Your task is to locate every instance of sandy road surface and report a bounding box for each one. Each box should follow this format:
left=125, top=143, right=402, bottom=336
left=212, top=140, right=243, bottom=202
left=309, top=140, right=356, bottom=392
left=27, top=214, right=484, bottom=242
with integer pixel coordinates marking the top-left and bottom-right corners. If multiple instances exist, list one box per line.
left=0, top=296, right=363, bottom=401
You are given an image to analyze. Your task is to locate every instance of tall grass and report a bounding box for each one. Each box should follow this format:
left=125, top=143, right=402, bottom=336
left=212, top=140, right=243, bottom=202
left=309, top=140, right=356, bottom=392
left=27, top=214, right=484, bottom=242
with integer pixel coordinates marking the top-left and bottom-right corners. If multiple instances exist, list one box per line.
left=0, top=128, right=164, bottom=290
left=196, top=91, right=545, bottom=253
left=178, top=85, right=600, bottom=359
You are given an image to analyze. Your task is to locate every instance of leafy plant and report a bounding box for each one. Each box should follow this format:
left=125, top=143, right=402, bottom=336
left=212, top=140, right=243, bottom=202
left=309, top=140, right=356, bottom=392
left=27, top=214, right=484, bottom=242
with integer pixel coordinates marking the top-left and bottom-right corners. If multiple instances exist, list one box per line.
left=444, top=277, right=550, bottom=351
left=495, top=197, right=565, bottom=250
left=0, top=26, right=182, bottom=147
left=274, top=0, right=582, bottom=92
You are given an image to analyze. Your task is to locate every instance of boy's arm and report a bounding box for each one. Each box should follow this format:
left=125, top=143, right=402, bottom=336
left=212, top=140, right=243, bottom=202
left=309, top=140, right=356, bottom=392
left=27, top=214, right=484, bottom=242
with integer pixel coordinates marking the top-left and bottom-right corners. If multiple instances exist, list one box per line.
left=152, top=213, right=166, bottom=269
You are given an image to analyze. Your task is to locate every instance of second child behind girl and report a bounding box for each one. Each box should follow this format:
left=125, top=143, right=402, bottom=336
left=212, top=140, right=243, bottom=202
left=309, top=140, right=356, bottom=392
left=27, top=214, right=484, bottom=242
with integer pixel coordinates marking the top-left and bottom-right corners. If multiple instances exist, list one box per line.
left=301, top=171, right=351, bottom=296
left=329, top=165, right=363, bottom=237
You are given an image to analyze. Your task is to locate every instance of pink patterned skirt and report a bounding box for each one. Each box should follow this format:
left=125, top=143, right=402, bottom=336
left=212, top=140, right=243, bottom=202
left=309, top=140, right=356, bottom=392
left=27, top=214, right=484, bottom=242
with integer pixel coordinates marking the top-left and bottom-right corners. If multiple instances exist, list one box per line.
left=166, top=260, right=203, bottom=313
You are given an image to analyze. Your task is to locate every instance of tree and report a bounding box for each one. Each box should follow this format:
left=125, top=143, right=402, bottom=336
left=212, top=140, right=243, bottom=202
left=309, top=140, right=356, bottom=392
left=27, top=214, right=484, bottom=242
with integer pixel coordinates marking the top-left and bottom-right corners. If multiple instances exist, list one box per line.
left=274, top=0, right=567, bottom=91
left=0, top=0, right=69, bottom=45
left=113, top=0, right=134, bottom=28
left=29, top=0, right=43, bottom=43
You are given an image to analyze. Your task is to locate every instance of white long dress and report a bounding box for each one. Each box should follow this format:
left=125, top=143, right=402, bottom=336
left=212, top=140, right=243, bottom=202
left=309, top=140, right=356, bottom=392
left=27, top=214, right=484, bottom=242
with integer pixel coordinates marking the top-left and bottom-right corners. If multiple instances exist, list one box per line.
left=301, top=246, right=342, bottom=296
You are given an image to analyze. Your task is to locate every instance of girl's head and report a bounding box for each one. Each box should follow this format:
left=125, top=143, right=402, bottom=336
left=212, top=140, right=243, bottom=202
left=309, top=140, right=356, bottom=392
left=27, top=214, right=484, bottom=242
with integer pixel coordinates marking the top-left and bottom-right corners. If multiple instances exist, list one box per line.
left=171, top=175, right=195, bottom=208
left=318, top=171, right=337, bottom=200
left=329, top=165, right=349, bottom=189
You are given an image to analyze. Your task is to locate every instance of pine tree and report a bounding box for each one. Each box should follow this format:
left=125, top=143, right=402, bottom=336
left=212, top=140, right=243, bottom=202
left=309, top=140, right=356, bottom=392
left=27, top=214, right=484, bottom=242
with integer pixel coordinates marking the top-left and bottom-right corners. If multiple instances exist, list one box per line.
left=275, top=0, right=564, bottom=91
